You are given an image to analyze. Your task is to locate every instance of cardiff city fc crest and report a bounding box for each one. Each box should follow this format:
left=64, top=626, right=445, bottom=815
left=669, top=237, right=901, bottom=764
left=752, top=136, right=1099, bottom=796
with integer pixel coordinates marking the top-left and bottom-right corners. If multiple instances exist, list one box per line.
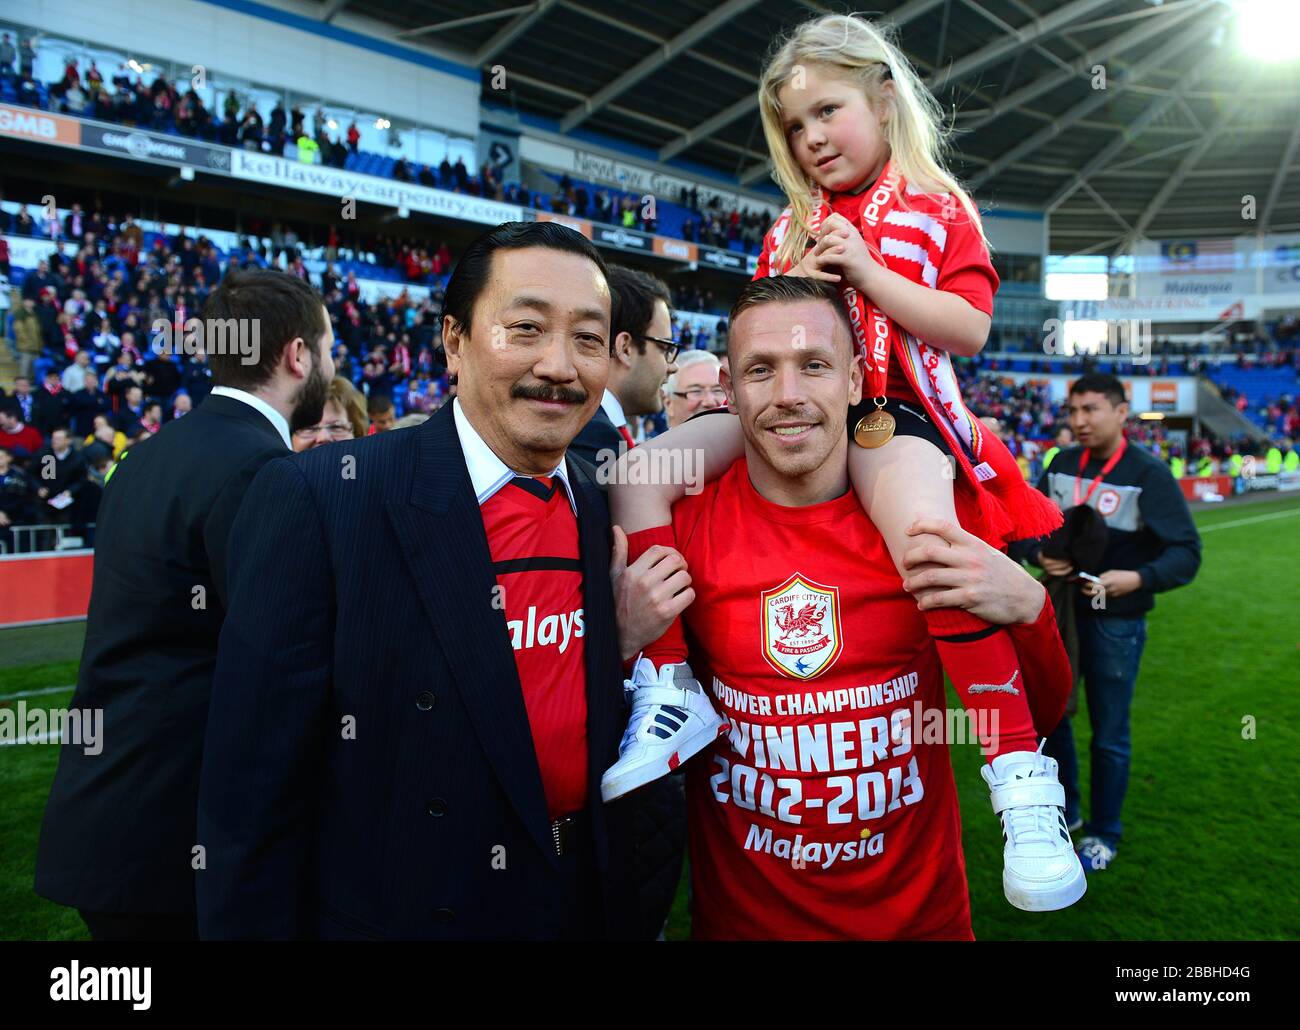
left=1096, top=487, right=1122, bottom=517
left=760, top=573, right=844, bottom=680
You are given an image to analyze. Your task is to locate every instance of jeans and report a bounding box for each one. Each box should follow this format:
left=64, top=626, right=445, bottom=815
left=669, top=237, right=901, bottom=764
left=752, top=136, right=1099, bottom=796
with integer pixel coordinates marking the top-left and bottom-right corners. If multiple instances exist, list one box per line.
left=1044, top=614, right=1147, bottom=849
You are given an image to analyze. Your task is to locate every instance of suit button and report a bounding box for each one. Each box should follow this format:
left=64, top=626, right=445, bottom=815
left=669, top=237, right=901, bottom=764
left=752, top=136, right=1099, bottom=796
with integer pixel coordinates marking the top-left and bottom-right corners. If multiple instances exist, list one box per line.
left=427, top=798, right=447, bottom=817
left=415, top=691, right=435, bottom=711
left=433, top=908, right=455, bottom=924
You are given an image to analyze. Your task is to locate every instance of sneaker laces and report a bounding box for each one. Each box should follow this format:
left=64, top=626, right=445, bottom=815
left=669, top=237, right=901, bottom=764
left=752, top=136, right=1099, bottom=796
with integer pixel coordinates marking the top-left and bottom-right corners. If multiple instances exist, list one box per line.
left=1004, top=795, right=1060, bottom=849
left=1001, top=741, right=1062, bottom=850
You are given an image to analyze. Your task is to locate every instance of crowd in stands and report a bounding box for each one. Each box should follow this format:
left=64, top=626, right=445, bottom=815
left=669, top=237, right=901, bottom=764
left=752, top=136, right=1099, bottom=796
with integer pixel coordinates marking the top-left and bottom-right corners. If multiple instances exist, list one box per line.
left=0, top=194, right=458, bottom=288
left=672, top=283, right=724, bottom=314
left=0, top=178, right=1294, bottom=551
left=674, top=184, right=769, bottom=253
left=1218, top=381, right=1299, bottom=439
left=0, top=199, right=464, bottom=549
left=3, top=38, right=773, bottom=256
left=0, top=196, right=750, bottom=550
left=951, top=360, right=1299, bottom=483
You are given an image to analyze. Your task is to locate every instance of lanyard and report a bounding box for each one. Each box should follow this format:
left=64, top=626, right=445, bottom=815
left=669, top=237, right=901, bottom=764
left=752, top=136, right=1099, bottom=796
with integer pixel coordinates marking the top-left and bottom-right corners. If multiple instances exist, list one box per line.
left=1074, top=437, right=1127, bottom=507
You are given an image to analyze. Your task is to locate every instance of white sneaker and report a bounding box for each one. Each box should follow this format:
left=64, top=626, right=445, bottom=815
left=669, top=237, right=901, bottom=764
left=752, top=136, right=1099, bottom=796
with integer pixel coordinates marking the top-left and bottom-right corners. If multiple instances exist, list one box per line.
left=980, top=742, right=1087, bottom=912
left=600, top=658, right=727, bottom=802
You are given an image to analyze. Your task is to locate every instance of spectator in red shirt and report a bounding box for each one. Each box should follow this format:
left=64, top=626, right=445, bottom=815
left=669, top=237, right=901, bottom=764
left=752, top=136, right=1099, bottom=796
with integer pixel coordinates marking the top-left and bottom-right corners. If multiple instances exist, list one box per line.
left=0, top=404, right=45, bottom=459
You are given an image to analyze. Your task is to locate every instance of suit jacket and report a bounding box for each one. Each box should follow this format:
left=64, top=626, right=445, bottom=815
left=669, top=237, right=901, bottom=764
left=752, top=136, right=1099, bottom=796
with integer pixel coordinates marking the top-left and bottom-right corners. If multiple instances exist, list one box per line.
left=568, top=404, right=624, bottom=470
left=31, top=446, right=87, bottom=498
left=570, top=404, right=688, bottom=937
left=68, top=387, right=113, bottom=438
left=35, top=394, right=288, bottom=913
left=196, top=403, right=639, bottom=940
left=31, top=388, right=69, bottom=437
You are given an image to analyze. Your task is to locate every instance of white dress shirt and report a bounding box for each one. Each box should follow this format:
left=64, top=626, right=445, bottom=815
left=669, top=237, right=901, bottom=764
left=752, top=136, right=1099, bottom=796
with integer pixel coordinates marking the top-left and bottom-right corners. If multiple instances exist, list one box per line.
left=209, top=386, right=292, bottom=449
left=599, top=388, right=628, bottom=430
left=452, top=398, right=576, bottom=514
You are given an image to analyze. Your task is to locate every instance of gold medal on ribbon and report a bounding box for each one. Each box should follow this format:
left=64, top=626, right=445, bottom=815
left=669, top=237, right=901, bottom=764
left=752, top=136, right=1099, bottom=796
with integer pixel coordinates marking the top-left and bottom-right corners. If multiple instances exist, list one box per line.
left=854, top=405, right=896, bottom=449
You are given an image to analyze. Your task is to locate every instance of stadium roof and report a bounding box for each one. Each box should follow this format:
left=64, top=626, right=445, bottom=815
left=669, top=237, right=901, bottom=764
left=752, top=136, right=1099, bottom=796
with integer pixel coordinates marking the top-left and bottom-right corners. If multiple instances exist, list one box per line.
left=307, top=0, right=1300, bottom=256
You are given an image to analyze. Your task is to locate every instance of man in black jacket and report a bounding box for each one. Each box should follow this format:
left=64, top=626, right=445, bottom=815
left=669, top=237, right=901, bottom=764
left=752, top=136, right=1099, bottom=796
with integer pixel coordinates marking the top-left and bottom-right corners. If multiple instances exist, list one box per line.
left=31, top=427, right=87, bottom=526
left=569, top=265, right=678, bottom=470
left=35, top=267, right=336, bottom=940
left=567, top=265, right=690, bottom=937
left=68, top=372, right=112, bottom=438
left=197, top=222, right=687, bottom=940
left=31, top=370, right=69, bottom=439
left=113, top=384, right=146, bottom=438
left=1024, top=373, right=1201, bottom=874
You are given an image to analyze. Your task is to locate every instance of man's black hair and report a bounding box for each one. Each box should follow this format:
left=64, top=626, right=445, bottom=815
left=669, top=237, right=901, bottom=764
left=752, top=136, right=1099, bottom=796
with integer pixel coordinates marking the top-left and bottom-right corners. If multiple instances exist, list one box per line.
left=607, top=264, right=671, bottom=355
left=1069, top=372, right=1127, bottom=407
left=441, top=220, right=609, bottom=335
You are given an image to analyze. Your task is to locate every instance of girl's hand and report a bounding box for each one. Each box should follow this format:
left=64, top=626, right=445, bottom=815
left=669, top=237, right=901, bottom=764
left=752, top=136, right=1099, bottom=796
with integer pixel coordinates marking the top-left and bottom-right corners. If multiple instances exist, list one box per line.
left=786, top=246, right=842, bottom=283
left=812, top=212, right=880, bottom=291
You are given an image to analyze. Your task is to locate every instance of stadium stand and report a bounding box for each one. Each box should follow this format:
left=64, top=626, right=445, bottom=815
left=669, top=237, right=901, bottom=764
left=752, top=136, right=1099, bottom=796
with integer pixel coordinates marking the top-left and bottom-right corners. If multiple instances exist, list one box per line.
left=1, top=38, right=770, bottom=258
left=0, top=23, right=1296, bottom=553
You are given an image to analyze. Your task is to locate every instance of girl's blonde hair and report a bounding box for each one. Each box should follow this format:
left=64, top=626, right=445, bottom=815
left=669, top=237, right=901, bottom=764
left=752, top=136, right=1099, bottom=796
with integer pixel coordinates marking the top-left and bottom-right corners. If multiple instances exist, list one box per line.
left=759, top=13, right=985, bottom=269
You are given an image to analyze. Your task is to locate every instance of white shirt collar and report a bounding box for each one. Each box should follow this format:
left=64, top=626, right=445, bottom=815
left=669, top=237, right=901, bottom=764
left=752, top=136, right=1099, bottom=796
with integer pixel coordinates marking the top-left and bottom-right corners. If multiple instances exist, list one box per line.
left=452, top=398, right=576, bottom=514
left=599, top=388, right=627, bottom=429
left=209, top=386, right=291, bottom=449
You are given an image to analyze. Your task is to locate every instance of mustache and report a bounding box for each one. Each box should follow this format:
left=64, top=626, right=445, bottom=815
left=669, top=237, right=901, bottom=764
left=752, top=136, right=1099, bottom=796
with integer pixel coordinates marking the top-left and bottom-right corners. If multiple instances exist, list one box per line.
left=511, top=383, right=589, bottom=405
left=758, top=408, right=823, bottom=429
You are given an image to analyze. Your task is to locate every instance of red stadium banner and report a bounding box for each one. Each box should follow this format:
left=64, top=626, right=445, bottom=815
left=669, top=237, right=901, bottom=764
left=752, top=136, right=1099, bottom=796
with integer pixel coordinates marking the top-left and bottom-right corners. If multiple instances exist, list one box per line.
left=1178, top=475, right=1234, bottom=502
left=0, top=552, right=93, bottom=627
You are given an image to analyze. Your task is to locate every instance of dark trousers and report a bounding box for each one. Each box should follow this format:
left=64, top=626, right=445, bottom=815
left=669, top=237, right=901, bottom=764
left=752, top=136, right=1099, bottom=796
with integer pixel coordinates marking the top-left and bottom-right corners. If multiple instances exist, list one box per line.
left=80, top=909, right=199, bottom=942
left=1044, top=614, right=1147, bottom=849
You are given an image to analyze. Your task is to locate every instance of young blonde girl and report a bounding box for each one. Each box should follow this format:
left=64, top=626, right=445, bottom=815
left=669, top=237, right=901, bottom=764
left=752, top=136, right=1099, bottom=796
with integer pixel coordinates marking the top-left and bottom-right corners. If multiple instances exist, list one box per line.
left=603, top=14, right=1084, bottom=912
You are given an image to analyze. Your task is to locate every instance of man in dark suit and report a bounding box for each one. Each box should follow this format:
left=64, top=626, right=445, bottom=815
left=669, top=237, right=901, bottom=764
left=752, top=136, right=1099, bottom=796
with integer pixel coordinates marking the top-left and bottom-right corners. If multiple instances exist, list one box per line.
left=197, top=222, right=689, bottom=940
left=31, top=370, right=69, bottom=439
left=113, top=384, right=146, bottom=438
left=35, top=268, right=336, bottom=941
left=68, top=372, right=112, bottom=438
left=569, top=265, right=678, bottom=469
left=567, top=266, right=692, bottom=938
left=31, top=427, right=88, bottom=526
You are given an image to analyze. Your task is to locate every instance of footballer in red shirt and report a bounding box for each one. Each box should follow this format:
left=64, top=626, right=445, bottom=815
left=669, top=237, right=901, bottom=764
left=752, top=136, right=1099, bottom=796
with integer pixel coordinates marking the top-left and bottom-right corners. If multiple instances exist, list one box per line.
left=608, top=278, right=1076, bottom=939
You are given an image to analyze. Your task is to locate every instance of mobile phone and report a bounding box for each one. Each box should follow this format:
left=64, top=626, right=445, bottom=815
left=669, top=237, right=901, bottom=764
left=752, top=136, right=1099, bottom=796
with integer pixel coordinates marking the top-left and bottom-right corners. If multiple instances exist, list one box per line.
left=1076, top=572, right=1102, bottom=585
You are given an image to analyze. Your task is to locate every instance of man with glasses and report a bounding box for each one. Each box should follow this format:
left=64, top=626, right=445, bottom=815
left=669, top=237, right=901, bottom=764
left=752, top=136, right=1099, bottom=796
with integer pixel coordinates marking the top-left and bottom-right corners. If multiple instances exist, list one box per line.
left=664, top=350, right=727, bottom=429
left=570, top=265, right=678, bottom=468
left=567, top=263, right=691, bottom=938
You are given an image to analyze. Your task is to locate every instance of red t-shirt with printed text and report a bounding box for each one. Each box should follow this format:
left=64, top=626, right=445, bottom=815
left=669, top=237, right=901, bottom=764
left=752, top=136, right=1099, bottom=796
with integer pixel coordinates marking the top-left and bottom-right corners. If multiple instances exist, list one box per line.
left=481, top=476, right=588, bottom=819
left=657, top=460, right=973, bottom=940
